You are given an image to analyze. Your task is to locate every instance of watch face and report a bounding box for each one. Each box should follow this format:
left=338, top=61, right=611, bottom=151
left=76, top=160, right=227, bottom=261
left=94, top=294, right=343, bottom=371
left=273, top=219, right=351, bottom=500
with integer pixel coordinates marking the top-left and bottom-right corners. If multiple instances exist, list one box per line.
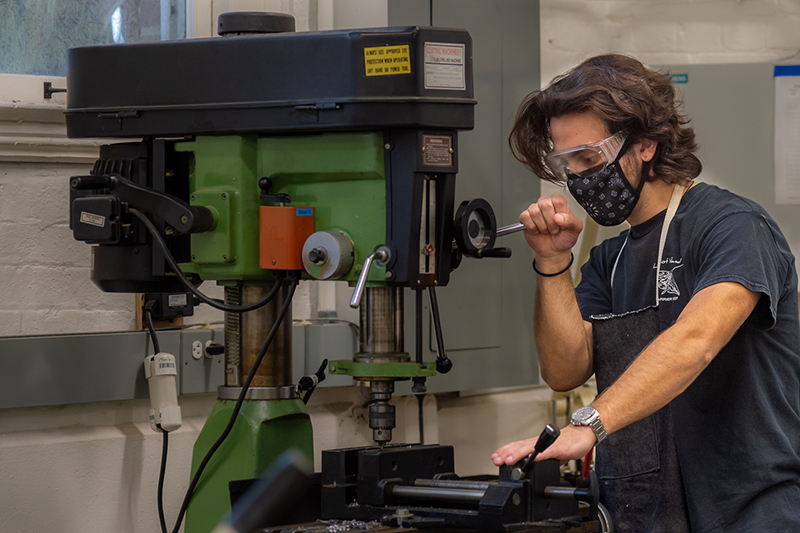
left=571, top=405, right=606, bottom=443
left=572, top=405, right=595, bottom=424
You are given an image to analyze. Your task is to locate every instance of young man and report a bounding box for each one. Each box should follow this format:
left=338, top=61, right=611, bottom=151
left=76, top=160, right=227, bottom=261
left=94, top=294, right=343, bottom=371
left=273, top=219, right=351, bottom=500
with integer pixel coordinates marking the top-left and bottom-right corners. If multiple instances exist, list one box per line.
left=492, top=54, right=800, bottom=531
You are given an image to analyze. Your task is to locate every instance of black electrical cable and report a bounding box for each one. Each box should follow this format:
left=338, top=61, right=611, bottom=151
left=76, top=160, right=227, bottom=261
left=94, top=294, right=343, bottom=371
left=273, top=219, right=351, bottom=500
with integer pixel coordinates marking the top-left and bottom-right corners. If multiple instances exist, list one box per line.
left=170, top=273, right=300, bottom=533
left=144, top=304, right=161, bottom=354
left=157, top=425, right=169, bottom=533
left=132, top=207, right=302, bottom=529
left=144, top=303, right=168, bottom=533
left=129, top=208, right=284, bottom=313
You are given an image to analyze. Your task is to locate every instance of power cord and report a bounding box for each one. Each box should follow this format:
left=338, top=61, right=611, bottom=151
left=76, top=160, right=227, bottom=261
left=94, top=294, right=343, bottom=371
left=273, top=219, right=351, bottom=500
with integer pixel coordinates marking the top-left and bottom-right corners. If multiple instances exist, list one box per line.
left=170, top=272, right=300, bottom=533
left=157, top=425, right=169, bottom=533
left=143, top=301, right=161, bottom=354
left=143, top=302, right=169, bottom=533
left=129, top=208, right=284, bottom=313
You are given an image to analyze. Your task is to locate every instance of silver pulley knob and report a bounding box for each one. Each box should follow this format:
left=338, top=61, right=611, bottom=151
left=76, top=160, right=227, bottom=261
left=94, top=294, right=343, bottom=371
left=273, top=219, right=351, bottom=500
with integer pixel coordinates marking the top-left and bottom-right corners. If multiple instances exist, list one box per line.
left=302, top=231, right=354, bottom=280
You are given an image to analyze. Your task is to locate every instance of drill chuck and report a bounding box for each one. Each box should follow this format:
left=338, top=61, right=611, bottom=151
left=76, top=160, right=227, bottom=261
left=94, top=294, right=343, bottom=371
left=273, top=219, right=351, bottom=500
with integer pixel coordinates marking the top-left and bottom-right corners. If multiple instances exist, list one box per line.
left=369, top=402, right=396, bottom=444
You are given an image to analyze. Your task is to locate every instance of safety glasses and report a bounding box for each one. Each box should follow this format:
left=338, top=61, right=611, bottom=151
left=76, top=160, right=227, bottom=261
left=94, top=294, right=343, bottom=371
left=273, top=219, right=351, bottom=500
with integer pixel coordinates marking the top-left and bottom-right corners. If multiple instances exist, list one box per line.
left=544, top=131, right=627, bottom=181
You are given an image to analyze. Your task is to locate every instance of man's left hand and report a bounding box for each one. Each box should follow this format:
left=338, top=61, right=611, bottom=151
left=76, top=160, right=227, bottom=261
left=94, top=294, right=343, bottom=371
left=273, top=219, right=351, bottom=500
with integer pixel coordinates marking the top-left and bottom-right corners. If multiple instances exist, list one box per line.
left=491, top=424, right=597, bottom=466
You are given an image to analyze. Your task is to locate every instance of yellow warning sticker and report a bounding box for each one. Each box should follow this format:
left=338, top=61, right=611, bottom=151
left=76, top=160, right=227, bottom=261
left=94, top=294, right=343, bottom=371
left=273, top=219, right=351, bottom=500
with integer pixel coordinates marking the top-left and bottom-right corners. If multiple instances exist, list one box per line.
left=364, top=45, right=411, bottom=77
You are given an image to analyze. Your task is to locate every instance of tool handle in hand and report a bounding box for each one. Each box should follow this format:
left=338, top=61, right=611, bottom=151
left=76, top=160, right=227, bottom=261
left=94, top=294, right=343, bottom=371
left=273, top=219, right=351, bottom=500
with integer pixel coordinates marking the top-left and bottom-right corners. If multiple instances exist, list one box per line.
left=521, top=424, right=560, bottom=475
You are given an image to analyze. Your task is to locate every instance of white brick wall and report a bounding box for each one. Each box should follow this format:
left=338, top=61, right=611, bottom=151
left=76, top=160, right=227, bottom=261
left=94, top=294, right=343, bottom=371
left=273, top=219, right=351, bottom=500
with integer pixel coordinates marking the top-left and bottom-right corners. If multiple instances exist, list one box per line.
left=0, top=163, right=136, bottom=336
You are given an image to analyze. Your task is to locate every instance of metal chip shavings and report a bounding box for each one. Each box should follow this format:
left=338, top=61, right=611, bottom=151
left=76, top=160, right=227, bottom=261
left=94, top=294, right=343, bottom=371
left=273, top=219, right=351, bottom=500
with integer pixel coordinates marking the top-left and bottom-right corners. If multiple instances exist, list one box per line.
left=291, top=520, right=383, bottom=533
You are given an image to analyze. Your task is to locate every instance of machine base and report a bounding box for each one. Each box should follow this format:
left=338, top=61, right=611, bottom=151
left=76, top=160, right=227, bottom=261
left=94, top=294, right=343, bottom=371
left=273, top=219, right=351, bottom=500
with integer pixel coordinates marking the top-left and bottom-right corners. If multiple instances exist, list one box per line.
left=185, top=397, right=313, bottom=533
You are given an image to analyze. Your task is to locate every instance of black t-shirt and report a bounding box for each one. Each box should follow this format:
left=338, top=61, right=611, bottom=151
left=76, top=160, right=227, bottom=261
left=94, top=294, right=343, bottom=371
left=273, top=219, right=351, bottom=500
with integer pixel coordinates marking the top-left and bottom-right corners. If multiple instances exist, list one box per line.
left=576, top=182, right=800, bottom=531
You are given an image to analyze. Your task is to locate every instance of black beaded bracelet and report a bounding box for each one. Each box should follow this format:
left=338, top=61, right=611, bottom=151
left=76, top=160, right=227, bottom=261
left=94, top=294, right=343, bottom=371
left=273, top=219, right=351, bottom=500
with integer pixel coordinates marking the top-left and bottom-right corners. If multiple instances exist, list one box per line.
left=532, top=252, right=574, bottom=277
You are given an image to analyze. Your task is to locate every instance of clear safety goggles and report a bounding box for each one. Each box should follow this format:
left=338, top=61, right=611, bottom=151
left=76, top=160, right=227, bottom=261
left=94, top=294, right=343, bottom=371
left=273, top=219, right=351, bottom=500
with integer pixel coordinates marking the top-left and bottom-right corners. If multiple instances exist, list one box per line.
left=544, top=131, right=628, bottom=181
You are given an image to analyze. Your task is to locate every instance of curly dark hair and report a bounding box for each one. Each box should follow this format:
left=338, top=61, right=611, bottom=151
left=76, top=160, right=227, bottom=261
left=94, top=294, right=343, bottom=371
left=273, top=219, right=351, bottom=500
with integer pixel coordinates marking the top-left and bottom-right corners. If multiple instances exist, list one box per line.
left=509, top=53, right=701, bottom=185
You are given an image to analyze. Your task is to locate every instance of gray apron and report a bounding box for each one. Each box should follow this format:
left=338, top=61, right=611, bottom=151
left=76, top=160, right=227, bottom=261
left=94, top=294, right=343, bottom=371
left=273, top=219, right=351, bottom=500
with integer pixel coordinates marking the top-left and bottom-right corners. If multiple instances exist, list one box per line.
left=591, top=185, right=692, bottom=532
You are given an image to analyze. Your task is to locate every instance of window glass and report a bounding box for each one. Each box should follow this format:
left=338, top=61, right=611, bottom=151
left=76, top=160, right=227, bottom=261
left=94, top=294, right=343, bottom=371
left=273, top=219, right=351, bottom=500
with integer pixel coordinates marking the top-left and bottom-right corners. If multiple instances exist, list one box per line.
left=0, top=0, right=186, bottom=77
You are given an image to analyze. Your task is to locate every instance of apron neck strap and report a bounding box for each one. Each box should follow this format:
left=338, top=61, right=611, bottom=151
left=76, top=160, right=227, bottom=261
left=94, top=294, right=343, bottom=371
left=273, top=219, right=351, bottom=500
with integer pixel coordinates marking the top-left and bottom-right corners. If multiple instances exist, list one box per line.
left=654, top=183, right=687, bottom=305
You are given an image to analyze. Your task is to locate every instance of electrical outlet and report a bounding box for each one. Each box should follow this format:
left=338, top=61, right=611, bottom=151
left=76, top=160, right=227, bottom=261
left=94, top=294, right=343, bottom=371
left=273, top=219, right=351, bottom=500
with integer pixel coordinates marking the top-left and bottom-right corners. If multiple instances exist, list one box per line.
left=191, top=340, right=203, bottom=360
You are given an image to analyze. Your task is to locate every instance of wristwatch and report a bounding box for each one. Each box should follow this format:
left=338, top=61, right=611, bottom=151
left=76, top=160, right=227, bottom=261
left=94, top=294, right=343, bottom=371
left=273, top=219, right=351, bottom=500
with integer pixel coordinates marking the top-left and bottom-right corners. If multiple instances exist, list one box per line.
left=570, top=405, right=607, bottom=444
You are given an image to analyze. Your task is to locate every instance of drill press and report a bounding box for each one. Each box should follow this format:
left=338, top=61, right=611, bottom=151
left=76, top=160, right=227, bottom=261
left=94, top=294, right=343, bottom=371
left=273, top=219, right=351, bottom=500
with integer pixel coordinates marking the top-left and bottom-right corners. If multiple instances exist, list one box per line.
left=65, top=12, right=520, bottom=532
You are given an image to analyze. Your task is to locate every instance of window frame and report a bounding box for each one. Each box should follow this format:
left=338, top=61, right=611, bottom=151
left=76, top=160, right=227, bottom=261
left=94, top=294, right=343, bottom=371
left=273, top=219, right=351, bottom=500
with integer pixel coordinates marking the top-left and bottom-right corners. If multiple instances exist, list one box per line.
left=0, top=0, right=211, bottom=163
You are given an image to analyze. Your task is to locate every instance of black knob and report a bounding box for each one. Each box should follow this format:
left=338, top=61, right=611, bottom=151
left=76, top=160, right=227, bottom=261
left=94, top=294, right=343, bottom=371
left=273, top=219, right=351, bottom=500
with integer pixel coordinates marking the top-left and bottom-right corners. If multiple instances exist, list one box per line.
left=436, top=358, right=453, bottom=374
left=70, top=175, right=111, bottom=190
left=477, top=247, right=512, bottom=259
left=205, top=343, right=225, bottom=356
left=218, top=12, right=295, bottom=36
left=520, top=424, right=561, bottom=475
left=309, top=247, right=327, bottom=265
left=534, top=424, right=560, bottom=454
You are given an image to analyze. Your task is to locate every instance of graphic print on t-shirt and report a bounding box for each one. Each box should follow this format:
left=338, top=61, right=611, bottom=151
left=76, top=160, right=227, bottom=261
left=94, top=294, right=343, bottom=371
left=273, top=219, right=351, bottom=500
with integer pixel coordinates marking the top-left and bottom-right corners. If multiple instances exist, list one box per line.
left=655, top=257, right=684, bottom=302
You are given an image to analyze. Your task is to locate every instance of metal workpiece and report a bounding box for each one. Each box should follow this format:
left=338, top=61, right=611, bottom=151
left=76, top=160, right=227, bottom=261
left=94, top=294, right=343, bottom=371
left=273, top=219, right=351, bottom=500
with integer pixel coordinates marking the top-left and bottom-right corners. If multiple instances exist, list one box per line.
left=349, top=247, right=391, bottom=309
left=413, top=479, right=491, bottom=492
left=545, top=486, right=582, bottom=498
left=358, top=287, right=404, bottom=355
left=391, top=485, right=485, bottom=503
left=302, top=231, right=355, bottom=280
left=225, top=283, right=293, bottom=389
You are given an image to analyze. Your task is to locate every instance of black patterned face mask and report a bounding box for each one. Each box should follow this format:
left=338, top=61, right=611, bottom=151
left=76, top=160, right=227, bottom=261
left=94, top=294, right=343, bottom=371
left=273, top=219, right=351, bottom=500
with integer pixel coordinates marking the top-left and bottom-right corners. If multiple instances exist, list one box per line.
left=566, top=142, right=646, bottom=227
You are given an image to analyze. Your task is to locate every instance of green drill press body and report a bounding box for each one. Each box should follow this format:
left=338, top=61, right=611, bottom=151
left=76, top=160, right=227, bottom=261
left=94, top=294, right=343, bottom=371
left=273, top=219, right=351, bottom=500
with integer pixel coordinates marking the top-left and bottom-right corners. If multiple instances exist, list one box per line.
left=176, top=132, right=387, bottom=285
left=179, top=132, right=392, bottom=533
left=184, top=398, right=313, bottom=533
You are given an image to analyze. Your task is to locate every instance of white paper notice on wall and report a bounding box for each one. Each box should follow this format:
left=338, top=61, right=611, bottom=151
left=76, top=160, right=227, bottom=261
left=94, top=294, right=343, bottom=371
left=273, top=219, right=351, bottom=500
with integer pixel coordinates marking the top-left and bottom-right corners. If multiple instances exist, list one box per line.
left=774, top=65, right=800, bottom=204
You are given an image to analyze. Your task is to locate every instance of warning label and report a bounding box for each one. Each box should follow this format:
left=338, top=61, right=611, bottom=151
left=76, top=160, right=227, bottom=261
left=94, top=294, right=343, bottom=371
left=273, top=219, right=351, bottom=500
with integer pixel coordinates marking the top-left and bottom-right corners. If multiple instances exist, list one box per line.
left=364, top=45, right=411, bottom=77
left=424, top=42, right=465, bottom=90
left=422, top=135, right=453, bottom=167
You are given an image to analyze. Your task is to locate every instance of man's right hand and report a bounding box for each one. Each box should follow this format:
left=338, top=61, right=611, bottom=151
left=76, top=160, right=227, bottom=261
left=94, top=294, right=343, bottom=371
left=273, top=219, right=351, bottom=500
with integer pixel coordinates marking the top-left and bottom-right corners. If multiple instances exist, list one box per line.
left=519, top=194, right=583, bottom=265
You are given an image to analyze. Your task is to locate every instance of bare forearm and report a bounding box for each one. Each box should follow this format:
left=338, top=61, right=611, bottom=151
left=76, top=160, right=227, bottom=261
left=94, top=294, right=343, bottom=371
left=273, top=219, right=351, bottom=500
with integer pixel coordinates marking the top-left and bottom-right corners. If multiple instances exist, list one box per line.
left=593, top=321, right=712, bottom=434
left=593, top=282, right=759, bottom=436
left=533, top=256, right=593, bottom=391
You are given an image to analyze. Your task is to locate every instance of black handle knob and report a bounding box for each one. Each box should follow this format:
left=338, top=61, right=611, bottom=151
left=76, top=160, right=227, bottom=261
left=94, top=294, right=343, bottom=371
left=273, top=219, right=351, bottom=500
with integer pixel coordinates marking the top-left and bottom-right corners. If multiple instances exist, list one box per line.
left=309, top=247, right=327, bottom=265
left=477, top=247, right=512, bottom=258
left=205, top=343, right=225, bottom=356
left=71, top=175, right=111, bottom=190
left=520, top=424, right=561, bottom=475
left=534, top=423, right=560, bottom=454
left=259, top=177, right=291, bottom=204
left=436, top=357, right=453, bottom=374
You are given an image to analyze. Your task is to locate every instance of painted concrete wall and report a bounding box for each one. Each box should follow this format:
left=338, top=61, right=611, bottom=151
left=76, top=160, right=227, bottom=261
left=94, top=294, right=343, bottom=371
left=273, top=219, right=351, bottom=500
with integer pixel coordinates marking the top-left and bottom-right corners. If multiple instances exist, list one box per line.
left=538, top=0, right=800, bottom=235
left=3, top=1, right=800, bottom=531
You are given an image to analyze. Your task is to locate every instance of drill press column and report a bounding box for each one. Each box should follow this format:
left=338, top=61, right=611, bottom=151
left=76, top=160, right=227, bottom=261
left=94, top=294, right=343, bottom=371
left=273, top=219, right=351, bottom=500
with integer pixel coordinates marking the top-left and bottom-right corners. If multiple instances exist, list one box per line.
left=225, top=284, right=292, bottom=388
left=358, top=287, right=406, bottom=444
